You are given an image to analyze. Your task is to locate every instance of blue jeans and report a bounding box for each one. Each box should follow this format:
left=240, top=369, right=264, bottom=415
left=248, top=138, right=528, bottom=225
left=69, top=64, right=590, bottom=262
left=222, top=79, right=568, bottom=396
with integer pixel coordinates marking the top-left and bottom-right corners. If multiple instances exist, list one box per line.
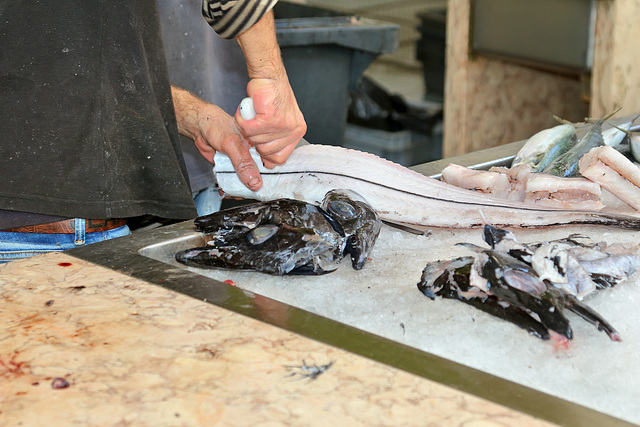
left=0, top=219, right=130, bottom=264
left=193, top=186, right=222, bottom=216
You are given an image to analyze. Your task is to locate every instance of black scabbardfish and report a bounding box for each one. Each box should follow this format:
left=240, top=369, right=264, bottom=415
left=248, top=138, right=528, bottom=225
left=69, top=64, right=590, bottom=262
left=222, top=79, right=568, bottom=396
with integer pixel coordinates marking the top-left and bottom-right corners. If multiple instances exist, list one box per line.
left=176, top=190, right=381, bottom=275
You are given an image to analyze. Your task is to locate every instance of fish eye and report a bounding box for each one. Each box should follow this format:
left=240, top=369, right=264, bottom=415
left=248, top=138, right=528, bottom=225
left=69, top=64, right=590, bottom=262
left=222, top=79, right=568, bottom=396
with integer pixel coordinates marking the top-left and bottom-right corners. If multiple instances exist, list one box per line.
left=328, top=200, right=357, bottom=219
left=248, top=225, right=278, bottom=245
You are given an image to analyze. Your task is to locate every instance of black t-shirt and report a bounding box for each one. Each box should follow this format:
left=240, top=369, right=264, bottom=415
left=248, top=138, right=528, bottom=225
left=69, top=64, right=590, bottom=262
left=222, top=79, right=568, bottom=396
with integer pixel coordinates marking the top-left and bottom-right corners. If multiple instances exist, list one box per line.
left=0, top=0, right=197, bottom=222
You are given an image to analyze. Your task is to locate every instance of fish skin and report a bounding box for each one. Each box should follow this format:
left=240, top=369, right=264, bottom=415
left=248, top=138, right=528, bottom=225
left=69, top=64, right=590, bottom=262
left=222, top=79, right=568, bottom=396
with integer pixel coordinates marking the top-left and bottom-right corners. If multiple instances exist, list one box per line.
left=602, top=115, right=639, bottom=147
left=543, top=120, right=605, bottom=177
left=320, top=189, right=381, bottom=270
left=213, top=145, right=640, bottom=230
left=417, top=257, right=552, bottom=339
left=483, top=225, right=636, bottom=338
left=485, top=224, right=639, bottom=298
left=475, top=251, right=573, bottom=340
left=420, top=225, right=637, bottom=341
left=631, top=134, right=640, bottom=162
left=175, top=190, right=381, bottom=275
left=511, top=124, right=577, bottom=171
left=177, top=199, right=344, bottom=275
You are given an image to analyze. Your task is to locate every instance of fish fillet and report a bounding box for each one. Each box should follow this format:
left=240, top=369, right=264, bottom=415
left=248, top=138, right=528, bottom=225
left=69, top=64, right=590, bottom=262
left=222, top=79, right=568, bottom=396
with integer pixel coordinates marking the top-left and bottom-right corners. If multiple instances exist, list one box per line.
left=441, top=163, right=511, bottom=199
left=524, top=173, right=603, bottom=211
left=213, top=145, right=640, bottom=230
left=442, top=163, right=604, bottom=210
left=579, top=145, right=640, bottom=211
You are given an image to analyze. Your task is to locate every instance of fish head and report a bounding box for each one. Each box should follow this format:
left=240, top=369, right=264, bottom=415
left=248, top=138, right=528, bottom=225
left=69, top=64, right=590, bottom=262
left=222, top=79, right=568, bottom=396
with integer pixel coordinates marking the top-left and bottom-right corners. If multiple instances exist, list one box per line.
left=176, top=224, right=341, bottom=275
left=483, top=224, right=511, bottom=248
left=479, top=249, right=572, bottom=339
left=194, top=201, right=269, bottom=233
left=182, top=198, right=347, bottom=275
left=418, top=257, right=475, bottom=299
left=320, top=189, right=382, bottom=270
left=482, top=224, right=533, bottom=263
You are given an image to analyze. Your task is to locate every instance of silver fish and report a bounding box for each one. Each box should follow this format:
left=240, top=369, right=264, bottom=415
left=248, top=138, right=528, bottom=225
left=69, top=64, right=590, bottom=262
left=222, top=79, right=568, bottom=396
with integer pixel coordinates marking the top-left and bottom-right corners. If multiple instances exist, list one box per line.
left=543, top=117, right=607, bottom=177
left=540, top=110, right=634, bottom=178
left=631, top=133, right=640, bottom=162
left=602, top=114, right=639, bottom=148
left=213, top=145, right=640, bottom=231
left=511, top=123, right=577, bottom=171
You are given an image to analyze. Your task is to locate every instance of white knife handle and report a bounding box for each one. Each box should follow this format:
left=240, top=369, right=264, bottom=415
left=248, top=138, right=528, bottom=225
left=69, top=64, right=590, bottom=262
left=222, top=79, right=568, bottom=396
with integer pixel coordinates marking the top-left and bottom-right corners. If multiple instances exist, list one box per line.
left=239, top=97, right=256, bottom=120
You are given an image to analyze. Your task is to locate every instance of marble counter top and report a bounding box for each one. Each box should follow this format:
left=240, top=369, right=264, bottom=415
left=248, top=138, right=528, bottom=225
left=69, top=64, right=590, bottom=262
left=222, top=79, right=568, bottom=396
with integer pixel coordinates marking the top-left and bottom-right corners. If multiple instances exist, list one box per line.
left=0, top=252, right=554, bottom=426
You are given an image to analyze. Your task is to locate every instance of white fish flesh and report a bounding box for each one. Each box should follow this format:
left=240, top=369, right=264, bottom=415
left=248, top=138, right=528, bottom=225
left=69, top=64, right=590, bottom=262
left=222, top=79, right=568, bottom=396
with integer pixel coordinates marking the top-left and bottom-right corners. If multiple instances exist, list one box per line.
left=523, top=173, right=603, bottom=211
left=441, top=163, right=512, bottom=199
left=579, top=145, right=640, bottom=211
left=441, top=163, right=604, bottom=211
left=213, top=146, right=640, bottom=229
left=213, top=145, right=640, bottom=230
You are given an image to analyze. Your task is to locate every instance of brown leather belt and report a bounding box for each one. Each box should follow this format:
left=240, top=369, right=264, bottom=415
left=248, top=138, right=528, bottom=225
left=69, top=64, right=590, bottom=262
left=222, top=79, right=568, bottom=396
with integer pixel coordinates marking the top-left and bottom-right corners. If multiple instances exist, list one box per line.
left=1, top=218, right=127, bottom=234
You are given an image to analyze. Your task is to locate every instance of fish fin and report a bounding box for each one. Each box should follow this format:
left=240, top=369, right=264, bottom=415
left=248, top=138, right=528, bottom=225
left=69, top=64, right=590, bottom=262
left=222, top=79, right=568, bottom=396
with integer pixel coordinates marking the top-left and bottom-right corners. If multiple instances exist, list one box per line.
left=564, top=294, right=621, bottom=341
left=583, top=106, right=622, bottom=124
left=553, top=115, right=583, bottom=126
left=455, top=242, right=486, bottom=253
left=461, top=297, right=551, bottom=340
left=286, top=264, right=338, bottom=275
left=382, top=220, right=432, bottom=235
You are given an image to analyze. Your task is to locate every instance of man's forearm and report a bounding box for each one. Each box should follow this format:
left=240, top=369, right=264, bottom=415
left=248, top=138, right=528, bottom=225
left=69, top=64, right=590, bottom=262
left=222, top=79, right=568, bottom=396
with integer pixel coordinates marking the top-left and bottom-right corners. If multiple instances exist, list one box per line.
left=171, top=86, right=201, bottom=140
left=236, top=11, right=285, bottom=81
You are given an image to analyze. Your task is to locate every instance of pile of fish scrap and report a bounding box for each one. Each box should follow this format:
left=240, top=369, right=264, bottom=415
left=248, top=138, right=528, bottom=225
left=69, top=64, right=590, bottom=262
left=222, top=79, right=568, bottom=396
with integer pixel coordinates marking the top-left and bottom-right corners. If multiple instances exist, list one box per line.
left=176, top=190, right=381, bottom=275
left=441, top=112, right=640, bottom=212
left=418, top=225, right=640, bottom=343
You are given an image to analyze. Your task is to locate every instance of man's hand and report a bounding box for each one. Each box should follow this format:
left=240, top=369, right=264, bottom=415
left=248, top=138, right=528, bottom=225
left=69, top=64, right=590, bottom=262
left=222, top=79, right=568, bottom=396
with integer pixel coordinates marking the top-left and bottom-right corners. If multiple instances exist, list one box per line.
left=171, top=86, right=262, bottom=192
left=235, top=10, right=306, bottom=169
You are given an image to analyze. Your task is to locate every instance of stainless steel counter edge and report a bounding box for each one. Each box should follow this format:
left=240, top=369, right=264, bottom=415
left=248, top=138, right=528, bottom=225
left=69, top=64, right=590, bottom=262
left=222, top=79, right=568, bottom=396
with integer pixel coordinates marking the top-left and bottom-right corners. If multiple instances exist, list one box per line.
left=67, top=142, right=636, bottom=427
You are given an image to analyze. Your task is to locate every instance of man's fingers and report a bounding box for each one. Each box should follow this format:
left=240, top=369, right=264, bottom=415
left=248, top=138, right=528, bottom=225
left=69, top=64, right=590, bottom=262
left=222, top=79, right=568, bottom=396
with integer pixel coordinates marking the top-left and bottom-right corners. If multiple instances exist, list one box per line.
left=255, top=140, right=297, bottom=167
left=226, top=139, right=262, bottom=191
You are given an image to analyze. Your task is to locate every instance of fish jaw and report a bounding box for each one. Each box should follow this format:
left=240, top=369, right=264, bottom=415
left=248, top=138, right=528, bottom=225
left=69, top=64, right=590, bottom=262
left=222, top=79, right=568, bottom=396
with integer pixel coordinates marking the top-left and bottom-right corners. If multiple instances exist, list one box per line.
left=563, top=294, right=621, bottom=342
left=320, top=189, right=382, bottom=270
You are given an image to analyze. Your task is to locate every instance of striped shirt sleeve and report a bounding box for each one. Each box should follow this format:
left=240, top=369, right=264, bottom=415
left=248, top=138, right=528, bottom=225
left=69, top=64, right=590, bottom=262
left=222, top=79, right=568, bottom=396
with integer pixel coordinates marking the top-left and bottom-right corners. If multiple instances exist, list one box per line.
left=202, top=0, right=278, bottom=39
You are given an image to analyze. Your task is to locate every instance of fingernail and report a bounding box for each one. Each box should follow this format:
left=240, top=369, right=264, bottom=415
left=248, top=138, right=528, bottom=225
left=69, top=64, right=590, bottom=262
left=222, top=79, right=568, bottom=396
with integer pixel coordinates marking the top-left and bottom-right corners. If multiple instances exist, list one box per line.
left=248, top=177, right=261, bottom=190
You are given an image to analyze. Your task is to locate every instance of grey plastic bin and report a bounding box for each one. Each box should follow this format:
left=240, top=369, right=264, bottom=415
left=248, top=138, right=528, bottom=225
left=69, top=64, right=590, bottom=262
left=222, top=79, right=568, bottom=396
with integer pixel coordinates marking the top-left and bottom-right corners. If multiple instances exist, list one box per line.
left=274, top=2, right=398, bottom=146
